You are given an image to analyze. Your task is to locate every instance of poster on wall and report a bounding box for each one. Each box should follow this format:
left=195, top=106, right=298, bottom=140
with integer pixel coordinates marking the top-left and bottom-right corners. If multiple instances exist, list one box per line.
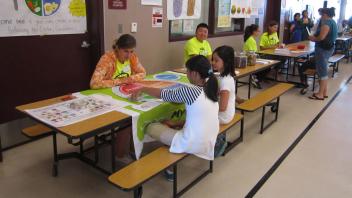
left=152, top=7, right=163, bottom=28
left=167, top=0, right=201, bottom=20
left=250, top=0, right=261, bottom=17
left=0, top=0, right=86, bottom=37
left=108, top=0, right=127, bottom=9
left=170, top=20, right=183, bottom=33
left=230, top=0, right=252, bottom=18
left=141, top=0, right=162, bottom=6
left=217, top=0, right=231, bottom=28
left=183, top=19, right=194, bottom=32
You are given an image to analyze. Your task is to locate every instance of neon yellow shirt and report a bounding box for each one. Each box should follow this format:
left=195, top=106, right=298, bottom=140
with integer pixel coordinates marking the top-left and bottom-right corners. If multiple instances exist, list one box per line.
left=184, top=37, right=212, bottom=63
left=259, top=32, right=279, bottom=48
left=243, top=36, right=258, bottom=52
left=112, top=59, right=132, bottom=79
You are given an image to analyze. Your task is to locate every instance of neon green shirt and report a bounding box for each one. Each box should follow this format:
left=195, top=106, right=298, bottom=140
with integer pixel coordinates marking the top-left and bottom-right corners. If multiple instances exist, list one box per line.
left=112, top=59, right=132, bottom=79
left=184, top=37, right=212, bottom=63
left=259, top=32, right=279, bottom=48
left=243, top=36, right=258, bottom=52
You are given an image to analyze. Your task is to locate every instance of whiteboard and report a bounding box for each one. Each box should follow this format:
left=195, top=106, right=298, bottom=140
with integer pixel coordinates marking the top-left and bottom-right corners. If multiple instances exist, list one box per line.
left=0, top=0, right=87, bottom=37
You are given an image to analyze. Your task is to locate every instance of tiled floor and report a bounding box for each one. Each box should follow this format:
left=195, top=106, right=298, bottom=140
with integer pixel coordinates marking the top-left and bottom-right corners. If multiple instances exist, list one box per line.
left=1, top=60, right=351, bottom=198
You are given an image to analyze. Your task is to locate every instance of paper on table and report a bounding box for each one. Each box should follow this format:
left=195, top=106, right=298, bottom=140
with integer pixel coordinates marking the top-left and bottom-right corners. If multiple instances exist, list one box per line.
left=274, top=48, right=290, bottom=54
left=131, top=100, right=163, bottom=112
left=25, top=94, right=124, bottom=128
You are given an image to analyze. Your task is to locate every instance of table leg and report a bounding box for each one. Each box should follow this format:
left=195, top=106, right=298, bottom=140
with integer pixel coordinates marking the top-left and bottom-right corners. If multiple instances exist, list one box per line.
left=111, top=129, right=116, bottom=172
left=52, top=132, right=58, bottom=177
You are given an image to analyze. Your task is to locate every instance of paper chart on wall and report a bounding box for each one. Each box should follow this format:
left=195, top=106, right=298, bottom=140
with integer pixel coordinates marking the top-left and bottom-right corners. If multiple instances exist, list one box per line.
left=250, top=0, right=261, bottom=17
left=0, top=0, right=87, bottom=37
left=217, top=0, right=231, bottom=28
left=167, top=0, right=201, bottom=20
left=230, top=0, right=252, bottom=18
left=25, top=94, right=124, bottom=128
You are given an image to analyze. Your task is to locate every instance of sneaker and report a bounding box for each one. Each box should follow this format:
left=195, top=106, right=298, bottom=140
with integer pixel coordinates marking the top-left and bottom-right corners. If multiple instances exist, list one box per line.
left=251, top=75, right=259, bottom=82
left=214, top=134, right=228, bottom=158
left=164, top=169, right=174, bottom=182
left=250, top=80, right=262, bottom=89
left=300, top=87, right=308, bottom=95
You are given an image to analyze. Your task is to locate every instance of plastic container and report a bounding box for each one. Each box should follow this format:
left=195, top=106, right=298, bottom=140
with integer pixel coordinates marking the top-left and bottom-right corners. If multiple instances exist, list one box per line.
left=234, top=52, right=247, bottom=68
left=246, top=51, right=257, bottom=66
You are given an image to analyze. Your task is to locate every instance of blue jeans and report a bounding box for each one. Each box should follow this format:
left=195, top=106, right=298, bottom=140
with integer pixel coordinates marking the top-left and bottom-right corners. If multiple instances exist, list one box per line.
left=315, top=46, right=335, bottom=80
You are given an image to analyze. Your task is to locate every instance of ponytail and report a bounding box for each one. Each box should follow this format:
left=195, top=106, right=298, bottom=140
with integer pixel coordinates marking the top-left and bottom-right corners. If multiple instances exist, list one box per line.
left=204, top=73, right=218, bottom=102
left=244, top=24, right=259, bottom=42
left=185, top=55, right=218, bottom=102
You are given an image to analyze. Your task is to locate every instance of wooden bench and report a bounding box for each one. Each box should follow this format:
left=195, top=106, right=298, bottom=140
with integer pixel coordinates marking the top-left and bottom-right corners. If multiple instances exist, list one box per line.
left=237, top=83, right=294, bottom=134
left=328, top=54, right=345, bottom=77
left=108, top=114, right=243, bottom=198
left=22, top=124, right=52, bottom=138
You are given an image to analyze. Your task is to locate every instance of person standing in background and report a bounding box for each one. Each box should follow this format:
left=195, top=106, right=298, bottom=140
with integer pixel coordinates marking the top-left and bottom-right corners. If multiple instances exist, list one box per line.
left=308, top=7, right=338, bottom=100
left=301, top=10, right=314, bottom=41
left=290, top=13, right=304, bottom=43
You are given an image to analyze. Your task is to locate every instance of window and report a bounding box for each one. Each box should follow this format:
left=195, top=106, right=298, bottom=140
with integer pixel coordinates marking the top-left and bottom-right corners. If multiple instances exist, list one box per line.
left=169, top=0, right=245, bottom=42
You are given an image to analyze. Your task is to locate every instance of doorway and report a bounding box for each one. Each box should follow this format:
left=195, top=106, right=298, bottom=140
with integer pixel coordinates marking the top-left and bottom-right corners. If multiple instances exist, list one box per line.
left=0, top=0, right=104, bottom=124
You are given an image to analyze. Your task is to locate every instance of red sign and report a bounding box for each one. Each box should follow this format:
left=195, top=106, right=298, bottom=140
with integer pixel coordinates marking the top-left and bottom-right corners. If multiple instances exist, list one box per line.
left=108, top=0, right=127, bottom=9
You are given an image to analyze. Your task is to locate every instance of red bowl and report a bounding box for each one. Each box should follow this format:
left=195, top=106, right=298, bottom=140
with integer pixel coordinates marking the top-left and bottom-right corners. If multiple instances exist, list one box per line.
left=297, top=45, right=305, bottom=50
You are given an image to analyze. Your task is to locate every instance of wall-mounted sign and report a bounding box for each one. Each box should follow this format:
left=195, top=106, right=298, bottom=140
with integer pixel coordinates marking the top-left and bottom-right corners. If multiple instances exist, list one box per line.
left=108, top=0, right=127, bottom=10
left=0, top=0, right=87, bottom=37
left=152, top=7, right=163, bottom=28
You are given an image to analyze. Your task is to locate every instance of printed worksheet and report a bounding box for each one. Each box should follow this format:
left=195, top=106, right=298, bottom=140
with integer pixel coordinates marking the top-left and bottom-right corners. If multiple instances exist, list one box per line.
left=25, top=94, right=123, bottom=127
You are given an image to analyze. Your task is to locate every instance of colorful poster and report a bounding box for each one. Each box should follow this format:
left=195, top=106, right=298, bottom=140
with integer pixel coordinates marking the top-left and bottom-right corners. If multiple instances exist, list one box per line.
left=0, top=0, right=86, bottom=37
left=230, top=0, right=252, bottom=18
left=217, top=0, right=231, bottom=28
left=152, top=7, right=163, bottom=28
left=167, top=0, right=201, bottom=20
left=250, top=0, right=261, bottom=16
left=141, top=0, right=162, bottom=6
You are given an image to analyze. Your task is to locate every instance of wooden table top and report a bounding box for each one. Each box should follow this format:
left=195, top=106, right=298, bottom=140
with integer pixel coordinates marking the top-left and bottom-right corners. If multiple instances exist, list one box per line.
left=173, top=59, right=280, bottom=80
left=336, top=36, right=352, bottom=41
left=258, top=41, right=315, bottom=58
left=16, top=95, right=130, bottom=138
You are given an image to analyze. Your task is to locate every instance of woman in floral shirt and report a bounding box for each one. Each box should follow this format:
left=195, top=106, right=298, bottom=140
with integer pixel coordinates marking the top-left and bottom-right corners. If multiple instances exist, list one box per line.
left=90, top=34, right=146, bottom=89
left=90, top=34, right=146, bottom=164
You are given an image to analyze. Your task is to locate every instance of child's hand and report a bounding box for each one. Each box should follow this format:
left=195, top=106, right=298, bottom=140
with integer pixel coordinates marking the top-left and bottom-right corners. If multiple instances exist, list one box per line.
left=278, top=43, right=286, bottom=48
left=130, top=87, right=143, bottom=101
